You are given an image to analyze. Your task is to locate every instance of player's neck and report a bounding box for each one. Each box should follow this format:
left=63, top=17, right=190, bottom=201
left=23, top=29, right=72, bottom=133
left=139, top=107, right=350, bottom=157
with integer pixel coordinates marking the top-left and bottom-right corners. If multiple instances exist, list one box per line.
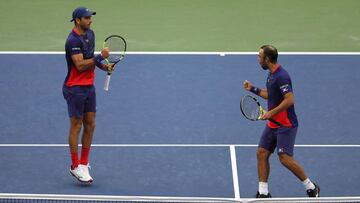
left=268, top=63, right=280, bottom=73
left=74, top=26, right=86, bottom=35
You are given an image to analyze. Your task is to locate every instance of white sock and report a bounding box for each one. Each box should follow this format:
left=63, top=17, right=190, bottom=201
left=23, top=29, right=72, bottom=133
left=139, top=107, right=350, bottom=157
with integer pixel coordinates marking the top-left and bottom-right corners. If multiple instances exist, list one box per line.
left=302, top=178, right=315, bottom=190
left=259, top=182, right=269, bottom=195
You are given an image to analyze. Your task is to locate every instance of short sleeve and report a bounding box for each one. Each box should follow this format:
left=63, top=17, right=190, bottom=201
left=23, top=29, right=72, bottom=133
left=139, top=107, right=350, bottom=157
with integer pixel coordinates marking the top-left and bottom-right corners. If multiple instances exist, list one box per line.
left=277, top=74, right=293, bottom=96
left=67, top=37, right=82, bottom=56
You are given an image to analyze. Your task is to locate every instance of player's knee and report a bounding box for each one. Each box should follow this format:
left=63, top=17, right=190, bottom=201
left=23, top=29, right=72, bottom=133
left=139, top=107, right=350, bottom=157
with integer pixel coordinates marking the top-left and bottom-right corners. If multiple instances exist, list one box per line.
left=85, top=120, right=96, bottom=131
left=278, top=154, right=291, bottom=166
left=70, top=118, right=83, bottom=129
left=256, top=148, right=269, bottom=160
left=90, top=122, right=96, bottom=130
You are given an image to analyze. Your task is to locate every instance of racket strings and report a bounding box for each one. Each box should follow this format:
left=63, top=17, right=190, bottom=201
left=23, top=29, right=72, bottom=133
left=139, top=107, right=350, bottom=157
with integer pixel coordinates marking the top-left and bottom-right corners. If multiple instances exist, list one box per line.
left=104, top=36, right=126, bottom=63
left=107, top=55, right=122, bottom=63
left=241, top=96, right=261, bottom=120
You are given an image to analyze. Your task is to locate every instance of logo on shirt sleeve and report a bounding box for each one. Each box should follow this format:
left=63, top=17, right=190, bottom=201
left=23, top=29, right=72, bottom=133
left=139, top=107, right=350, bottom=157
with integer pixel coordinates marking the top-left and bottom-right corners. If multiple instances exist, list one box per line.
left=280, top=84, right=289, bottom=93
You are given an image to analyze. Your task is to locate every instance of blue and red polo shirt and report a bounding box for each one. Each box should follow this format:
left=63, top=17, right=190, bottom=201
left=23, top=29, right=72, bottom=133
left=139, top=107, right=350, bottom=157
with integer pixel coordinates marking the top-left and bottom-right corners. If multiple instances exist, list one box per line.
left=266, top=64, right=298, bottom=128
left=64, top=28, right=96, bottom=86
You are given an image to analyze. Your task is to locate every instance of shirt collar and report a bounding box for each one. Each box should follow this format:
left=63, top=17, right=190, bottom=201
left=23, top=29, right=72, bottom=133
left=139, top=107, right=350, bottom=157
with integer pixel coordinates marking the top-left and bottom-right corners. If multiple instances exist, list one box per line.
left=72, top=28, right=87, bottom=36
left=72, top=28, right=81, bottom=36
left=270, top=63, right=281, bottom=73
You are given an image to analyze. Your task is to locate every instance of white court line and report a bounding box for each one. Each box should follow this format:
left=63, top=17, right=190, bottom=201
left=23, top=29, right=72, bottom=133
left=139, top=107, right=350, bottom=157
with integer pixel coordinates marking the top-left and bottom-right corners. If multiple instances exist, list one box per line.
left=1, top=193, right=360, bottom=203
left=0, top=144, right=359, bottom=147
left=0, top=193, right=237, bottom=202
left=0, top=51, right=360, bottom=55
left=230, top=145, right=241, bottom=200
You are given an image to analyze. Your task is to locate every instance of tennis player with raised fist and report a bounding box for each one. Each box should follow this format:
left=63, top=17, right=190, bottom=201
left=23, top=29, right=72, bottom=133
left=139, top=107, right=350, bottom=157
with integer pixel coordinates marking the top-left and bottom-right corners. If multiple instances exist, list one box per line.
left=243, top=45, right=320, bottom=198
left=63, top=7, right=113, bottom=183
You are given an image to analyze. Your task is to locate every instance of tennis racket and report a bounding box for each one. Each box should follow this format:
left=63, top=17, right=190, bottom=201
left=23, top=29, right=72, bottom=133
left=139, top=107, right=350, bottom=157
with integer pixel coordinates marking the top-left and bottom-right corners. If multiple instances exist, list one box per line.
left=240, top=95, right=283, bottom=127
left=102, top=35, right=127, bottom=91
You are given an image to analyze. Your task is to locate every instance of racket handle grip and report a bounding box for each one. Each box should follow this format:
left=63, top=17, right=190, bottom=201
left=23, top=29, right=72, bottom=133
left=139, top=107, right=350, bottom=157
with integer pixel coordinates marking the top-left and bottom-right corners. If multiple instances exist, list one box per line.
left=104, top=74, right=111, bottom=91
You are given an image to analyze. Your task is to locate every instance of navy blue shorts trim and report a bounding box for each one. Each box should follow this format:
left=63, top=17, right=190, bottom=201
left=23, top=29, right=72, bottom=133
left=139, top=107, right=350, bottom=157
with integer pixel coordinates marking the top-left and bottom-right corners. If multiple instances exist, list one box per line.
left=258, top=126, right=298, bottom=156
left=62, top=85, right=96, bottom=118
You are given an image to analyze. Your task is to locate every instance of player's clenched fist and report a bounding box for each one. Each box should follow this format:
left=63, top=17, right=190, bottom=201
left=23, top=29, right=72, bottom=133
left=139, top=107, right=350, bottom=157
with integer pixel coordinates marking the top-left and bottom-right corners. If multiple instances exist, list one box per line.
left=101, top=47, right=110, bottom=58
left=243, top=80, right=252, bottom=91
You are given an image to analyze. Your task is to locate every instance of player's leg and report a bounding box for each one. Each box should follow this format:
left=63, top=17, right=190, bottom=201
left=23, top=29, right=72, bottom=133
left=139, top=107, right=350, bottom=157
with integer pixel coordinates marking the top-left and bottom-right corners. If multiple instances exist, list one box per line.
left=257, top=147, right=271, bottom=182
left=81, top=112, right=95, bottom=165
left=63, top=86, right=85, bottom=169
left=256, top=126, right=277, bottom=198
left=69, top=116, right=83, bottom=169
left=80, top=86, right=96, bottom=166
left=68, top=117, right=92, bottom=182
left=78, top=86, right=97, bottom=182
left=276, top=127, right=320, bottom=197
left=63, top=86, right=92, bottom=183
left=278, top=153, right=307, bottom=180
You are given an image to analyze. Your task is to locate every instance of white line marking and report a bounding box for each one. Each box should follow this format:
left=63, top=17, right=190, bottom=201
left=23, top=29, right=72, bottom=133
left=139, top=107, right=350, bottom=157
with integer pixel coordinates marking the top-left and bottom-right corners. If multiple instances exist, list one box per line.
left=1, top=193, right=360, bottom=202
left=230, top=145, right=240, bottom=200
left=0, top=51, right=65, bottom=54
left=0, top=51, right=360, bottom=55
left=0, top=193, right=236, bottom=202
left=0, top=144, right=359, bottom=147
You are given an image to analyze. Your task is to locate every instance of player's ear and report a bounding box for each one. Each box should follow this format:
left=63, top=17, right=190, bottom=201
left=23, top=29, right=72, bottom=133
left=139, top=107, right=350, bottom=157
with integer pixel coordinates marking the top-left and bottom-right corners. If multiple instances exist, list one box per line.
left=264, top=56, right=270, bottom=64
left=75, top=18, right=81, bottom=25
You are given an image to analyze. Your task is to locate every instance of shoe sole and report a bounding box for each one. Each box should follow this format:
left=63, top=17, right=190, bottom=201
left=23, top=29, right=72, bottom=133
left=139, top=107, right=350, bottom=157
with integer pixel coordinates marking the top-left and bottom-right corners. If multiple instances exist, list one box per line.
left=69, top=171, right=93, bottom=184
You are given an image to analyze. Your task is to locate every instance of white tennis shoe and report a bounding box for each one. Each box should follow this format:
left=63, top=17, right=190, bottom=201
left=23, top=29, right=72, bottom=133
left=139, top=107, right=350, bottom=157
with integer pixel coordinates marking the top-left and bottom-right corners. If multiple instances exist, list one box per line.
left=70, top=164, right=93, bottom=183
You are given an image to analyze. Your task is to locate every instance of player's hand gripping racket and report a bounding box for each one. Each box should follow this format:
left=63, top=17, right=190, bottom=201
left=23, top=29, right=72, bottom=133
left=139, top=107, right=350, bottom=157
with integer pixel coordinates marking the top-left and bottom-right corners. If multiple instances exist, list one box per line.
left=240, top=95, right=283, bottom=127
left=103, top=35, right=127, bottom=91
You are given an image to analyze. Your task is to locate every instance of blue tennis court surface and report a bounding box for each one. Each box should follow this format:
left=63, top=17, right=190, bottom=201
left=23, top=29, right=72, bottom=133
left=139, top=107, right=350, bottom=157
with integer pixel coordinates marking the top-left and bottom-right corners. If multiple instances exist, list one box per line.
left=0, top=53, right=359, bottom=200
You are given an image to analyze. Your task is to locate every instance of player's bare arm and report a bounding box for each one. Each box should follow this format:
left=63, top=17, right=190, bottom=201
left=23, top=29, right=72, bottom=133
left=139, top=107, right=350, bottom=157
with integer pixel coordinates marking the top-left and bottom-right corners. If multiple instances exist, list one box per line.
left=71, top=53, right=96, bottom=72
left=72, top=48, right=110, bottom=72
left=261, top=92, right=294, bottom=120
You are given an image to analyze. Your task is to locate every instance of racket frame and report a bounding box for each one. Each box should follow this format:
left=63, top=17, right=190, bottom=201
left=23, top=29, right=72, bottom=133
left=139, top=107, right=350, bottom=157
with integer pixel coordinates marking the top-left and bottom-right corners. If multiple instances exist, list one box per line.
left=103, top=35, right=127, bottom=66
left=102, top=35, right=127, bottom=91
left=240, top=95, right=284, bottom=127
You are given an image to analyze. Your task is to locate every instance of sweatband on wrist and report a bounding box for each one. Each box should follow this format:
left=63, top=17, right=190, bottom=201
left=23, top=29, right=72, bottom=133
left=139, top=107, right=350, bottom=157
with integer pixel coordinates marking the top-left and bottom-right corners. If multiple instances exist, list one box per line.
left=250, top=86, right=261, bottom=96
left=94, top=54, right=105, bottom=69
